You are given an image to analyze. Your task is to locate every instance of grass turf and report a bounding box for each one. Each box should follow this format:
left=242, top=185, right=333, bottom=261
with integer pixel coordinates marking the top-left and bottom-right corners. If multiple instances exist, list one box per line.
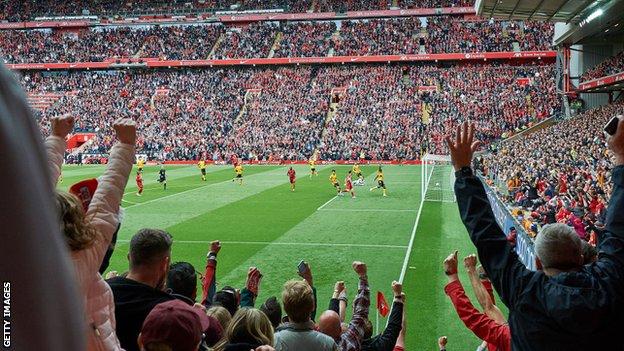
left=58, top=163, right=501, bottom=350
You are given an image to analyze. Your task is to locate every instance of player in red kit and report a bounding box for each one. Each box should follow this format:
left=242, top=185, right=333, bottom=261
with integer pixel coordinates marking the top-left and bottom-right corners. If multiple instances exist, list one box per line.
left=136, top=171, right=144, bottom=196
left=287, top=167, right=296, bottom=192
left=345, top=170, right=355, bottom=198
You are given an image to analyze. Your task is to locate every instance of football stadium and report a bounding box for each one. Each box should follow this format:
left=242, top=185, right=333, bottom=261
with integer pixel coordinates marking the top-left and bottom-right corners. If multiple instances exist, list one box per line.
left=1, top=0, right=624, bottom=350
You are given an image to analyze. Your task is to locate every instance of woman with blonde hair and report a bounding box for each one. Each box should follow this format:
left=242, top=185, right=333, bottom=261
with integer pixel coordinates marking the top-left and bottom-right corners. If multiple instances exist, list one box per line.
left=47, top=115, right=136, bottom=350
left=207, top=305, right=233, bottom=332
left=213, top=308, right=275, bottom=351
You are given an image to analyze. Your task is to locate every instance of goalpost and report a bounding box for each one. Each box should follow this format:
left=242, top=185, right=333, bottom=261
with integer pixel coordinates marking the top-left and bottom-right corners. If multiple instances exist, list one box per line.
left=421, top=154, right=456, bottom=203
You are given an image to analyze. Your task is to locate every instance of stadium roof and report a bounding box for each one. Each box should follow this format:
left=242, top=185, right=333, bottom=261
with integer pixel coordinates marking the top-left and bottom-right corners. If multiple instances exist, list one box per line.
left=474, top=0, right=612, bottom=23
left=475, top=0, right=624, bottom=45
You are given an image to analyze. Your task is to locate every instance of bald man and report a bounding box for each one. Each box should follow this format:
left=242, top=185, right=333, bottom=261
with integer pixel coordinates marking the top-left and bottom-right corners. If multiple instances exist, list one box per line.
left=321, top=281, right=405, bottom=351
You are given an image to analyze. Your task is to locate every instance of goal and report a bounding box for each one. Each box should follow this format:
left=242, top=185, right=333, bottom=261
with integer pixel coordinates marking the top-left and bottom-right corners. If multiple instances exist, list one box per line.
left=421, top=154, right=456, bottom=203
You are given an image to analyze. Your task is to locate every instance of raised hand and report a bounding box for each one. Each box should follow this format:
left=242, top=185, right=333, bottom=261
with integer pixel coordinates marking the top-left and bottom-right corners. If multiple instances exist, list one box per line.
left=210, top=240, right=221, bottom=255
left=445, top=121, right=482, bottom=171
left=51, top=115, right=75, bottom=139
left=113, top=118, right=136, bottom=145
left=607, top=115, right=624, bottom=166
left=443, top=251, right=458, bottom=276
left=463, top=254, right=478, bottom=272
left=334, top=281, right=345, bottom=294
left=298, top=261, right=313, bottom=287
left=352, top=261, right=367, bottom=277
left=392, top=281, right=403, bottom=296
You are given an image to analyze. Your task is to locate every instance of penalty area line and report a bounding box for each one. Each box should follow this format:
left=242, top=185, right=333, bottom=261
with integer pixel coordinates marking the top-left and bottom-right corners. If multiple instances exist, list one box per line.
left=317, top=196, right=338, bottom=211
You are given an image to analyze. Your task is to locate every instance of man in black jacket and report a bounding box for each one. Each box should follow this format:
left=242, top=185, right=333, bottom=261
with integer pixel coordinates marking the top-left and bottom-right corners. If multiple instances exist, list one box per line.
left=446, top=120, right=624, bottom=351
left=107, top=228, right=174, bottom=351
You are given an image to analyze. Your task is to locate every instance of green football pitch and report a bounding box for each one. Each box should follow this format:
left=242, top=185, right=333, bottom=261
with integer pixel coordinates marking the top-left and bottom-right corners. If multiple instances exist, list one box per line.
left=58, top=163, right=504, bottom=350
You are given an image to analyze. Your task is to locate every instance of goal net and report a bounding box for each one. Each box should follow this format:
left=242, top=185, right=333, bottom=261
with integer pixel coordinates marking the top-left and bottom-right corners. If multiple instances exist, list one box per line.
left=421, top=154, right=456, bottom=203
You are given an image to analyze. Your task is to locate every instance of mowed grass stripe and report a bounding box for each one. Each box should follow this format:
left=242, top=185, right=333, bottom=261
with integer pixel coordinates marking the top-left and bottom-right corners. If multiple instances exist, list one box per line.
left=117, top=165, right=286, bottom=239
left=402, top=200, right=508, bottom=350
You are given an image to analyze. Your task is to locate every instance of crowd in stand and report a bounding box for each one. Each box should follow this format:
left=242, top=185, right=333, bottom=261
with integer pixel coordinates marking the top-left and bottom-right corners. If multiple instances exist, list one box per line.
left=0, top=16, right=554, bottom=64
left=24, top=61, right=558, bottom=161
left=425, top=17, right=554, bottom=53
left=213, top=22, right=279, bottom=60
left=0, top=25, right=224, bottom=63
left=0, top=0, right=474, bottom=22
left=580, top=51, right=624, bottom=82
left=273, top=21, right=337, bottom=58
left=482, top=101, right=624, bottom=242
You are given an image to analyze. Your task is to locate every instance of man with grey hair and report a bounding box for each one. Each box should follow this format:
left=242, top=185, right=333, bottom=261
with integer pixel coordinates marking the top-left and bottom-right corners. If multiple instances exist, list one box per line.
left=446, top=120, right=624, bottom=350
left=533, top=223, right=584, bottom=273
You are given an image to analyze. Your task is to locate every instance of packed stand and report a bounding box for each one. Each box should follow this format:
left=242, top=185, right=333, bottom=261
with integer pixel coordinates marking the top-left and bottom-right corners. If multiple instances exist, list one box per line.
left=580, top=51, right=624, bottom=82
left=0, top=0, right=475, bottom=21
left=24, top=62, right=558, bottom=161
left=425, top=17, right=554, bottom=53
left=0, top=25, right=224, bottom=63
left=139, top=25, right=223, bottom=60
left=212, top=22, right=278, bottom=59
left=333, top=18, right=422, bottom=56
left=226, top=67, right=328, bottom=160
left=482, top=101, right=624, bottom=241
left=273, top=22, right=337, bottom=58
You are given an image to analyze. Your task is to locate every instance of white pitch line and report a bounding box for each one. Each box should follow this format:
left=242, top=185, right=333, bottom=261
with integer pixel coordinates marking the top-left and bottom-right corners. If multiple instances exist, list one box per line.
left=318, top=208, right=417, bottom=213
left=121, top=198, right=138, bottom=205
left=117, top=239, right=407, bottom=249
left=398, top=167, right=432, bottom=283
left=317, top=195, right=338, bottom=211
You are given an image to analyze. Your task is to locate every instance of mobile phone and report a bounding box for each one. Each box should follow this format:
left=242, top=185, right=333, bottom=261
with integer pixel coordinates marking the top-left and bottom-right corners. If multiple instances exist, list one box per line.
left=604, top=116, right=620, bottom=136
left=297, top=260, right=307, bottom=274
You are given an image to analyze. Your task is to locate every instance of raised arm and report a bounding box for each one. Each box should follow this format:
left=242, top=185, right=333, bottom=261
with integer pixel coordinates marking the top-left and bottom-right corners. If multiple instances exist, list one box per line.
left=604, top=117, right=624, bottom=241
left=443, top=252, right=510, bottom=350
left=370, top=282, right=405, bottom=351
left=446, top=122, right=533, bottom=307
left=463, top=255, right=506, bottom=324
left=46, top=116, right=74, bottom=185
left=201, top=241, right=220, bottom=306
left=339, top=261, right=370, bottom=350
left=241, top=267, right=262, bottom=308
left=81, top=118, right=135, bottom=272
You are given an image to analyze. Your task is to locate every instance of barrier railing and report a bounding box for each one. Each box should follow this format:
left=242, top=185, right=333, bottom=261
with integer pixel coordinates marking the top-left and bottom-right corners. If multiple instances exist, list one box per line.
left=480, top=175, right=537, bottom=270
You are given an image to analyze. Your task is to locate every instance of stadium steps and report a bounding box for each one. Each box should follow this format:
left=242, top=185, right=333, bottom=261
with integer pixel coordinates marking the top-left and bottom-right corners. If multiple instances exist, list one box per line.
left=327, top=29, right=341, bottom=57
left=208, top=32, right=226, bottom=59
left=235, top=89, right=261, bottom=123
left=27, top=92, right=64, bottom=112
left=268, top=32, right=283, bottom=58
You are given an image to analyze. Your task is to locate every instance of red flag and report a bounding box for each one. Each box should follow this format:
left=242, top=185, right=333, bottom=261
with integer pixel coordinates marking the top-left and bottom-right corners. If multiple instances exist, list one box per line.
left=377, top=291, right=389, bottom=317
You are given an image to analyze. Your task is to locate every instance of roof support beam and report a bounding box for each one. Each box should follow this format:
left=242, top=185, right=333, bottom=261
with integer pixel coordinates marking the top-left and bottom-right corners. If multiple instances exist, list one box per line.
left=527, top=0, right=547, bottom=20
left=508, top=0, right=522, bottom=19
left=546, top=0, right=571, bottom=22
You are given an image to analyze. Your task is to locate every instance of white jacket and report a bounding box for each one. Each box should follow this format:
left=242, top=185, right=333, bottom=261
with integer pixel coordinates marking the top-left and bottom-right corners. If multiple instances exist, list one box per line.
left=47, top=136, right=134, bottom=351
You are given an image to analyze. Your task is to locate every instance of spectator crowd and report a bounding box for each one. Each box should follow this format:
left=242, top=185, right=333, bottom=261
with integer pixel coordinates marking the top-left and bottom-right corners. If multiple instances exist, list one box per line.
left=482, top=101, right=624, bottom=244
left=0, top=0, right=474, bottom=22
left=1, top=16, right=554, bottom=64
left=22, top=61, right=559, bottom=161
left=580, top=51, right=624, bottom=82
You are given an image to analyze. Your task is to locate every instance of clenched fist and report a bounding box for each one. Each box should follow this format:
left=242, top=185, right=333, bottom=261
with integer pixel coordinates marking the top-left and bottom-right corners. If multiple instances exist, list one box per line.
left=113, top=118, right=136, bottom=145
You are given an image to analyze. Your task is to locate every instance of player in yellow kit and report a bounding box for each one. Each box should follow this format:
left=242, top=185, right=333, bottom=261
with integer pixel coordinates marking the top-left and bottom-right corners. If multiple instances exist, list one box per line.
left=352, top=163, right=364, bottom=184
left=309, top=158, right=318, bottom=178
left=232, top=163, right=244, bottom=185
left=329, top=169, right=343, bottom=196
left=370, top=166, right=387, bottom=197
left=137, top=158, right=145, bottom=173
left=198, top=160, right=207, bottom=181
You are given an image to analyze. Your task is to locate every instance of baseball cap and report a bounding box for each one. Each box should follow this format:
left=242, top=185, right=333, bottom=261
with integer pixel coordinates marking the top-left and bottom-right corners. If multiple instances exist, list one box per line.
left=69, top=178, right=98, bottom=212
left=140, top=300, right=210, bottom=351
